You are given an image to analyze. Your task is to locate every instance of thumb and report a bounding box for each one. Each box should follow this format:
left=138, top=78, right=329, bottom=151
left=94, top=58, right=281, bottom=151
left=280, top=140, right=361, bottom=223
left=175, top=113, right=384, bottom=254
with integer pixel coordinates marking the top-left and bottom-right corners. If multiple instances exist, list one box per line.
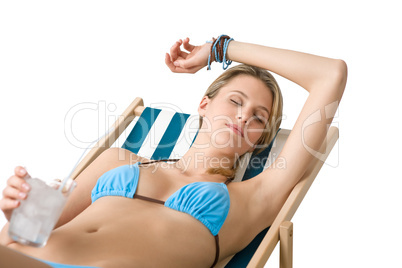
left=173, top=59, right=189, bottom=69
left=174, top=57, right=199, bottom=69
left=173, top=60, right=182, bottom=67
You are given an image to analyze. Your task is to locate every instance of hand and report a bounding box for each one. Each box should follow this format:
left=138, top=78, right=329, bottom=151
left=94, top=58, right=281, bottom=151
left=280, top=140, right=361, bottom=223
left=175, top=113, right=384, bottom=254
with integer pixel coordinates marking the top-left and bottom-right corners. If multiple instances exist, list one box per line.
left=165, top=37, right=213, bottom=74
left=0, top=167, right=31, bottom=221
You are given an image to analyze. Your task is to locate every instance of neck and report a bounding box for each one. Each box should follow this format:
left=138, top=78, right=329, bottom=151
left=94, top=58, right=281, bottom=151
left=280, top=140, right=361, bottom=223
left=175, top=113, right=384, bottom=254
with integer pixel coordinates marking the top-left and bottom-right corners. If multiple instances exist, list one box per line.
left=173, top=135, right=239, bottom=178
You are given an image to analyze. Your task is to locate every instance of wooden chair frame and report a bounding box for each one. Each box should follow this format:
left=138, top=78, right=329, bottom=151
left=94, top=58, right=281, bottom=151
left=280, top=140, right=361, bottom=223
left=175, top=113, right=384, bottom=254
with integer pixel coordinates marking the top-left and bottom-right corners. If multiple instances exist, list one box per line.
left=70, top=97, right=339, bottom=268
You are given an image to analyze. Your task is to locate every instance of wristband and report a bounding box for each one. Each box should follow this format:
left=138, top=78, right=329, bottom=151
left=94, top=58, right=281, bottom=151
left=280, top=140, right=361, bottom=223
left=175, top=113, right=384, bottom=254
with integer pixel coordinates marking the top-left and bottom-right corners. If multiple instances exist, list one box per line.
left=207, top=35, right=234, bottom=70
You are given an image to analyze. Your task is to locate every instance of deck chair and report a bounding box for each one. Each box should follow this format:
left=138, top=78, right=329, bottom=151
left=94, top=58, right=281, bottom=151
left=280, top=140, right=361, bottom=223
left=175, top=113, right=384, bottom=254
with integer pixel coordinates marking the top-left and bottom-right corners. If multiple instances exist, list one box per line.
left=70, top=97, right=339, bottom=268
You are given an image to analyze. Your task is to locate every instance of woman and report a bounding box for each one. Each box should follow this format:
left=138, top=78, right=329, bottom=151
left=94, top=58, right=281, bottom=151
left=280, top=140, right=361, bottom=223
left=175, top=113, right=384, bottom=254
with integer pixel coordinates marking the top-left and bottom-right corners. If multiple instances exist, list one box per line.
left=0, top=35, right=347, bottom=267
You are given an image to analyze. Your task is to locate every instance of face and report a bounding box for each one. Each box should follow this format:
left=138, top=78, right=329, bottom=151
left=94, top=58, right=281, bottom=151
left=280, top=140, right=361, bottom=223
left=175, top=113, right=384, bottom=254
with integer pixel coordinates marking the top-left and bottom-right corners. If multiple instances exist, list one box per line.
left=198, top=75, right=273, bottom=156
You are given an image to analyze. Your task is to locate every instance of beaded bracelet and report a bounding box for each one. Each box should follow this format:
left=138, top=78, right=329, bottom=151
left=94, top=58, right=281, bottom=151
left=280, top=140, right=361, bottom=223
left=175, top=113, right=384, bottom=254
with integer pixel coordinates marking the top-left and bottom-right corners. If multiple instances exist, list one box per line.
left=207, top=35, right=234, bottom=70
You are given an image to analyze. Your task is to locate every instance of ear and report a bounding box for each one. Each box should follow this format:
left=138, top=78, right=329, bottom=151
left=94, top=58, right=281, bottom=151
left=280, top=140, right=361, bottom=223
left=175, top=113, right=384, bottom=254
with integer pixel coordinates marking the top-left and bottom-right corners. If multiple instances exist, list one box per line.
left=198, top=96, right=210, bottom=117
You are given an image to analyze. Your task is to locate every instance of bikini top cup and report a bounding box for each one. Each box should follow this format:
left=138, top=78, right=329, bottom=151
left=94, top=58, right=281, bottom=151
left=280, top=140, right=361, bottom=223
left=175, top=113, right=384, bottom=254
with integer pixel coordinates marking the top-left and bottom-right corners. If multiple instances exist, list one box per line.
left=91, top=163, right=231, bottom=237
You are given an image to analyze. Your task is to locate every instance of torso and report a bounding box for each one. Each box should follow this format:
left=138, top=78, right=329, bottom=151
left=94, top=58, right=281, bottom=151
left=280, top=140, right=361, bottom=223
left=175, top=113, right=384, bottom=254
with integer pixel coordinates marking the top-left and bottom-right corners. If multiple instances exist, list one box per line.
left=8, top=159, right=270, bottom=267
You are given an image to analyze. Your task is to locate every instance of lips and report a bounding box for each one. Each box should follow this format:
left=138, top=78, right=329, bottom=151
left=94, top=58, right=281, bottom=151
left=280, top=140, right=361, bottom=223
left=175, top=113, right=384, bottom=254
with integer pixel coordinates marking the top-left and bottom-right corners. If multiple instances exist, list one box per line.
left=226, top=123, right=244, bottom=137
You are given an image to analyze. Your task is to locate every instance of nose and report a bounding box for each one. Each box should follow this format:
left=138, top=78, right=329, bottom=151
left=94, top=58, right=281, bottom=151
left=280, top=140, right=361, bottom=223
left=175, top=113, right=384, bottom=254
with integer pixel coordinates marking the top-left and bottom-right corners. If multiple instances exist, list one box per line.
left=236, top=107, right=253, bottom=126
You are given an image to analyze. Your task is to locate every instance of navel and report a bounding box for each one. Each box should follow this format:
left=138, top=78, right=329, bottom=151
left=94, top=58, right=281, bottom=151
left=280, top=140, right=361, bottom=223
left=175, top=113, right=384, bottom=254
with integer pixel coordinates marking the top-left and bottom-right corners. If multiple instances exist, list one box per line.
left=85, top=227, right=99, bottom=234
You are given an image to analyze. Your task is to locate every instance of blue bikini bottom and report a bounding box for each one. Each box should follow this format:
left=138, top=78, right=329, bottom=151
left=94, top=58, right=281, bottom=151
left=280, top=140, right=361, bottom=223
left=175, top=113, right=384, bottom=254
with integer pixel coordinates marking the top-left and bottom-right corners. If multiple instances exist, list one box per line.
left=38, top=259, right=99, bottom=268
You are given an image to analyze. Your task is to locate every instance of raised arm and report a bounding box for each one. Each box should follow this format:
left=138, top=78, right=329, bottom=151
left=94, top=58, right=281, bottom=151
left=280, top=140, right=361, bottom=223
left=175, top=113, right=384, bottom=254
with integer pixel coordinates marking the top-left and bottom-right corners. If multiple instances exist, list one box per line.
left=166, top=36, right=347, bottom=223
left=228, top=41, right=347, bottom=184
left=230, top=42, right=346, bottom=225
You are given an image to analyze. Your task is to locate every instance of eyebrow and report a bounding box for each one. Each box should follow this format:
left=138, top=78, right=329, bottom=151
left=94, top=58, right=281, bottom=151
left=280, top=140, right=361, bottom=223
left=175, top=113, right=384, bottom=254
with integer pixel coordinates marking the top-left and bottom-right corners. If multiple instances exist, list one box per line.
left=231, top=90, right=271, bottom=116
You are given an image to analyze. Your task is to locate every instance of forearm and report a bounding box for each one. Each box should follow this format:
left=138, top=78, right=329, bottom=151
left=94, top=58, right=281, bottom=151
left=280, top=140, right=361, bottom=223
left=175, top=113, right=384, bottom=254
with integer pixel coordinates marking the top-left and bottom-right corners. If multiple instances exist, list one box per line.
left=0, top=243, right=51, bottom=267
left=226, top=41, right=346, bottom=93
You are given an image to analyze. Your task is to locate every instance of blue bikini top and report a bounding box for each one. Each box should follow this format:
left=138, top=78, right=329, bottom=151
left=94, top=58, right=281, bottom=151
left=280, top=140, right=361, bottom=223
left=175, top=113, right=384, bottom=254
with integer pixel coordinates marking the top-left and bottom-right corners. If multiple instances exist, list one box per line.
left=91, top=163, right=231, bottom=236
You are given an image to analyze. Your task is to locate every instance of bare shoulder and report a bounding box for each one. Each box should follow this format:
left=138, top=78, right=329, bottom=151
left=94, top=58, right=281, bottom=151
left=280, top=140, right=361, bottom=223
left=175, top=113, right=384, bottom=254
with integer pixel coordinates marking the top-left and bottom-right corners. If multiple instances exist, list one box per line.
left=95, top=147, right=150, bottom=166
left=73, top=148, right=149, bottom=193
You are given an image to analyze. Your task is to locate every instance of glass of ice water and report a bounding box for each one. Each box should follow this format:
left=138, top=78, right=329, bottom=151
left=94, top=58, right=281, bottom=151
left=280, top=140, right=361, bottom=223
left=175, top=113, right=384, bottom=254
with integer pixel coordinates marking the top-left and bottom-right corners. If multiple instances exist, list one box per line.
left=8, top=177, right=76, bottom=247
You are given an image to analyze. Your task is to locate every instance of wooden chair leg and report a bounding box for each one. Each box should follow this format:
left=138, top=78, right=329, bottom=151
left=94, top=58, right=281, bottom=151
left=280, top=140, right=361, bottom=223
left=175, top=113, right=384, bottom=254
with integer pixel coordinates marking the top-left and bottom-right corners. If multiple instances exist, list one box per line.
left=280, top=221, right=293, bottom=268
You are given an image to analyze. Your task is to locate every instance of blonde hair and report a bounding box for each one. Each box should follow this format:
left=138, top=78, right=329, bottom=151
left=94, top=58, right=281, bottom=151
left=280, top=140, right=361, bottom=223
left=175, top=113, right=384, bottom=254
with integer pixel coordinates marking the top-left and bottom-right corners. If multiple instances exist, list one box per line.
left=199, top=64, right=283, bottom=179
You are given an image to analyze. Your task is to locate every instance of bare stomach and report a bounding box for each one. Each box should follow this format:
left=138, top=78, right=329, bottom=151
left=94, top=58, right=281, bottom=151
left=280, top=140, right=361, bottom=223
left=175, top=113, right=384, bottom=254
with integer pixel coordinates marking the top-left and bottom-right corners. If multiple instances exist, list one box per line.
left=8, top=196, right=217, bottom=268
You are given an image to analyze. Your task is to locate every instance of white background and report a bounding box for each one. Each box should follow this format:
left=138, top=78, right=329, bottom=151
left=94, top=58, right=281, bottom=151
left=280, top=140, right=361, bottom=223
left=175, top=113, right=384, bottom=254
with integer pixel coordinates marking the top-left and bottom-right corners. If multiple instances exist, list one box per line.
left=0, top=1, right=401, bottom=267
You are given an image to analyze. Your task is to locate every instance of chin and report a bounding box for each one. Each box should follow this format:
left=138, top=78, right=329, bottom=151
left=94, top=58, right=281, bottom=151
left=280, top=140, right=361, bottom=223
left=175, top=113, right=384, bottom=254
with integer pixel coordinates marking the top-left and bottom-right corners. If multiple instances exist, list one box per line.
left=211, top=132, right=253, bottom=154
left=211, top=133, right=239, bottom=149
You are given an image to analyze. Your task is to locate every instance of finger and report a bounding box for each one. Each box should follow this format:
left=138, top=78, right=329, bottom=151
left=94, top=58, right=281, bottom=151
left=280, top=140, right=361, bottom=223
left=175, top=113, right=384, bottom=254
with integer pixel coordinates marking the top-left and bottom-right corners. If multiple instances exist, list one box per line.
left=169, top=40, right=183, bottom=62
left=2, top=186, right=27, bottom=201
left=178, top=50, right=189, bottom=59
left=7, top=175, right=31, bottom=192
left=14, top=166, right=31, bottom=179
left=169, top=42, right=178, bottom=62
left=183, top=37, right=195, bottom=52
left=166, top=56, right=193, bottom=74
left=0, top=198, right=20, bottom=212
left=166, top=53, right=187, bottom=73
left=165, top=53, right=177, bottom=72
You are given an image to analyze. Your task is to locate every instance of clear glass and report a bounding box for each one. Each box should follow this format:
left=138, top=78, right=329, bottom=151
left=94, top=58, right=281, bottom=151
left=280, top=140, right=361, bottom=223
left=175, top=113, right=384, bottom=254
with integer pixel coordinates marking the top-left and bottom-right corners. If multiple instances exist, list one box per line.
left=8, top=177, right=76, bottom=247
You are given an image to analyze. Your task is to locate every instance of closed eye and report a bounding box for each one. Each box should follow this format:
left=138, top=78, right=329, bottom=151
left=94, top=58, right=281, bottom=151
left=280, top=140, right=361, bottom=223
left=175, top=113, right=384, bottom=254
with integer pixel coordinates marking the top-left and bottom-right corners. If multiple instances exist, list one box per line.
left=230, top=99, right=242, bottom=106
left=254, top=115, right=262, bottom=123
left=254, top=115, right=264, bottom=123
